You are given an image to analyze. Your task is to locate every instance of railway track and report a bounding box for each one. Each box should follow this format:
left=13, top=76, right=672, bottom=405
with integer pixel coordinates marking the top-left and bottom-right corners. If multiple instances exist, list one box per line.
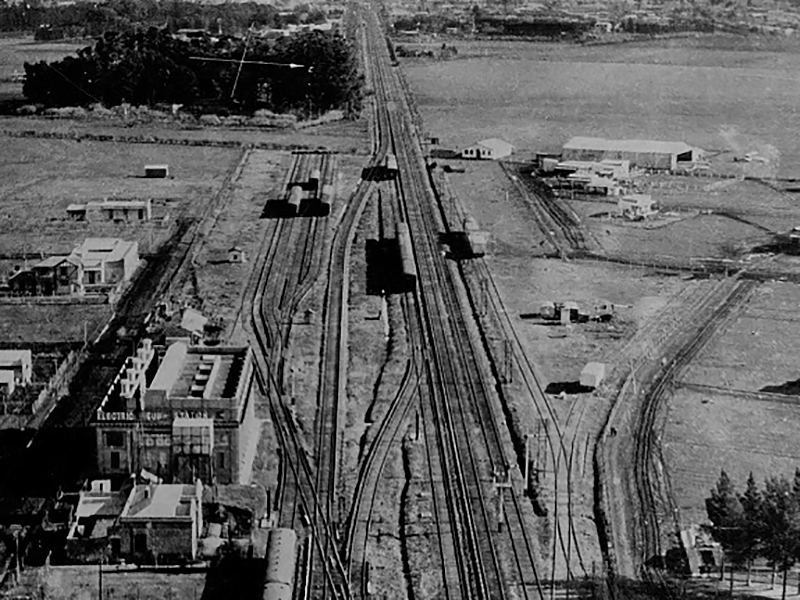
left=363, top=5, right=549, bottom=597
left=630, top=278, right=757, bottom=580
left=429, top=166, right=594, bottom=595
left=500, top=162, right=587, bottom=257
left=243, top=148, right=364, bottom=598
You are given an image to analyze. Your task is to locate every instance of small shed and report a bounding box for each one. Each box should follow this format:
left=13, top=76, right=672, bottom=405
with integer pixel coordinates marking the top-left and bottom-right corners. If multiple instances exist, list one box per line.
left=558, top=301, right=580, bottom=324
left=617, top=194, right=656, bottom=219
left=461, top=138, right=514, bottom=161
left=539, top=301, right=556, bottom=319
left=228, top=246, right=246, bottom=264
left=580, top=362, right=606, bottom=389
left=144, top=165, right=170, bottom=178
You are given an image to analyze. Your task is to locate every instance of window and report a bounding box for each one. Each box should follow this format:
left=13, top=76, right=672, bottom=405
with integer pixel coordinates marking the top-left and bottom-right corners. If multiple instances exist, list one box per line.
left=105, top=431, right=124, bottom=448
left=110, top=451, right=120, bottom=470
left=217, top=452, right=226, bottom=469
left=134, top=533, right=148, bottom=554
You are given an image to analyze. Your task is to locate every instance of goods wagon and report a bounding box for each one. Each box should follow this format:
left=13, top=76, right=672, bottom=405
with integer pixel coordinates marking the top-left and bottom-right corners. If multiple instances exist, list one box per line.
left=262, top=582, right=292, bottom=600
left=265, top=528, right=297, bottom=586
left=287, top=185, right=303, bottom=216
left=384, top=154, right=398, bottom=178
left=318, top=183, right=334, bottom=217
left=308, top=168, right=321, bottom=191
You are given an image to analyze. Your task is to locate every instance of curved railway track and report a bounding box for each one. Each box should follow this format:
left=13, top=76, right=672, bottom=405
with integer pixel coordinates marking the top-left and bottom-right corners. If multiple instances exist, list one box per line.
left=630, top=278, right=757, bottom=580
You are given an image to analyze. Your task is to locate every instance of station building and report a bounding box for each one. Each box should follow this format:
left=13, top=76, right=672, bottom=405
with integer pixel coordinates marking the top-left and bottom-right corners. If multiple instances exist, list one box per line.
left=93, top=339, right=258, bottom=485
left=461, top=138, right=514, bottom=160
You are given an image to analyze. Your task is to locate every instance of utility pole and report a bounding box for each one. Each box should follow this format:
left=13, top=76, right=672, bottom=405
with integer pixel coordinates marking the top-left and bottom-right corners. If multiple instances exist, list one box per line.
left=494, top=470, right=512, bottom=533
left=524, top=432, right=531, bottom=495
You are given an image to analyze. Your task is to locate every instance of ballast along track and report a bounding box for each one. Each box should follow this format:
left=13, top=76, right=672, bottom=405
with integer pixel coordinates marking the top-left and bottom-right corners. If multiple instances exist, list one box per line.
left=363, top=4, right=546, bottom=598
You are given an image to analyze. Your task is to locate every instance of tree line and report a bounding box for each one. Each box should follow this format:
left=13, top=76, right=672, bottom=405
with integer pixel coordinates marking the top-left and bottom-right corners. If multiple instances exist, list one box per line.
left=0, top=0, right=329, bottom=39
left=22, top=27, right=363, bottom=118
left=706, top=470, right=800, bottom=600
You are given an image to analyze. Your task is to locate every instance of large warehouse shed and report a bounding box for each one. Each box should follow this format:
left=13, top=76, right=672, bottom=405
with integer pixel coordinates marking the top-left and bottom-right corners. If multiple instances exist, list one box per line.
left=562, top=137, right=701, bottom=170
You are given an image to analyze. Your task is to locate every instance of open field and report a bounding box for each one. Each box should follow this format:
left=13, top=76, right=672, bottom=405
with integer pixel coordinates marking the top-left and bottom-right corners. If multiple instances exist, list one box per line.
left=0, top=303, right=112, bottom=345
left=663, top=387, right=800, bottom=528
left=0, top=37, right=86, bottom=80
left=681, top=281, right=800, bottom=391
left=0, top=135, right=240, bottom=256
left=403, top=37, right=800, bottom=177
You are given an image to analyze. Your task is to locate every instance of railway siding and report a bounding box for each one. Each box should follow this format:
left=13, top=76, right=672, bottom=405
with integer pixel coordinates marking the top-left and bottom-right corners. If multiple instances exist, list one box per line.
left=597, top=277, right=757, bottom=582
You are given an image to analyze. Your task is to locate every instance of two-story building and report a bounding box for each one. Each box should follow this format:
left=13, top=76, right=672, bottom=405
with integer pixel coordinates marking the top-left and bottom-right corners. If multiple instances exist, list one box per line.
left=93, top=340, right=258, bottom=485
left=7, top=238, right=139, bottom=297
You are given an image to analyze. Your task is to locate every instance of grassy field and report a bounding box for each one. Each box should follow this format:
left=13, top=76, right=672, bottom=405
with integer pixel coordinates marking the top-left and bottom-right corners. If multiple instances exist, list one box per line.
left=0, top=136, right=240, bottom=255
left=403, top=36, right=800, bottom=177
left=681, top=282, right=800, bottom=392
left=664, top=387, right=800, bottom=528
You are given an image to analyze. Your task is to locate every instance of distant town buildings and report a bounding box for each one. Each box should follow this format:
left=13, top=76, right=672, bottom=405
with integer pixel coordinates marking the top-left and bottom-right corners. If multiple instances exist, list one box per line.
left=93, top=339, right=258, bottom=486
left=461, top=138, right=514, bottom=160
left=7, top=238, right=139, bottom=297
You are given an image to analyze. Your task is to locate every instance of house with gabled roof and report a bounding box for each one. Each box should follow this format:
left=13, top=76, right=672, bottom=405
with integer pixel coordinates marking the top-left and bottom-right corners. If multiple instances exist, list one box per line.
left=461, top=138, right=515, bottom=160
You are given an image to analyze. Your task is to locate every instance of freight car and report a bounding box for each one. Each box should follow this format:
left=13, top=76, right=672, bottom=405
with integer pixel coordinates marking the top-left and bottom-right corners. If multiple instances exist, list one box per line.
left=318, top=183, right=334, bottom=217
left=384, top=153, right=398, bottom=178
left=396, top=222, right=417, bottom=289
left=263, top=528, right=297, bottom=600
left=308, top=168, right=321, bottom=191
left=263, top=582, right=292, bottom=600
left=287, top=185, right=303, bottom=216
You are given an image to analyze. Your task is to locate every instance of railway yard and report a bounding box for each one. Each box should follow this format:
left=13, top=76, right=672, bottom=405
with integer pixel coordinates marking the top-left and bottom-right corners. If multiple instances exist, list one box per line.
left=3, top=0, right=800, bottom=599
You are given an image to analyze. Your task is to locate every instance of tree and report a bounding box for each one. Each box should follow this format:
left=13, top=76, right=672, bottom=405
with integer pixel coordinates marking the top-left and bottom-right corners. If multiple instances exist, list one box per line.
left=739, top=472, right=763, bottom=585
left=760, top=476, right=800, bottom=600
left=705, top=470, right=745, bottom=589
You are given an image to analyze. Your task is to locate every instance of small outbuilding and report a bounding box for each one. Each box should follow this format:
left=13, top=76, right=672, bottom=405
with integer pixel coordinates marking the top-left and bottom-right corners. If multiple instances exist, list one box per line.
left=617, top=194, right=656, bottom=220
left=580, top=362, right=606, bottom=389
left=228, top=246, right=246, bottom=264
left=461, top=138, right=514, bottom=160
left=144, top=165, right=170, bottom=179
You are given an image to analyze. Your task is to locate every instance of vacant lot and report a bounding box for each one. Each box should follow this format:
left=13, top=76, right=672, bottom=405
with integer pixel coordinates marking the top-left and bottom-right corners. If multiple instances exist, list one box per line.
left=0, top=135, right=239, bottom=255
left=0, top=303, right=112, bottom=345
left=403, top=37, right=800, bottom=177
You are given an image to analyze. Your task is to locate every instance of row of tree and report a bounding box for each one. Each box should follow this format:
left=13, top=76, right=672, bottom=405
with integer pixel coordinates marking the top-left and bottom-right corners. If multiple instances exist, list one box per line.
left=706, top=470, right=800, bottom=600
left=23, top=27, right=363, bottom=118
left=1, top=0, right=330, bottom=38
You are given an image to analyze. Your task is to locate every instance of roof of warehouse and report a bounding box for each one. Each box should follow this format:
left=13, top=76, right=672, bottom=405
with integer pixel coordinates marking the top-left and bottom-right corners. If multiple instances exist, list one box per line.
left=563, top=137, right=697, bottom=155
left=471, top=138, right=514, bottom=153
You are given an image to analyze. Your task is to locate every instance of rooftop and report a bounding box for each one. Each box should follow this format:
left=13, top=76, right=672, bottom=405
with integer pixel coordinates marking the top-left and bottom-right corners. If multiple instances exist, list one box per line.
left=121, top=484, right=198, bottom=521
left=472, top=138, right=514, bottom=153
left=74, top=238, right=137, bottom=263
left=34, top=255, right=80, bottom=269
left=147, top=342, right=249, bottom=403
left=0, top=349, right=31, bottom=367
left=75, top=491, right=127, bottom=519
left=564, top=136, right=697, bottom=156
